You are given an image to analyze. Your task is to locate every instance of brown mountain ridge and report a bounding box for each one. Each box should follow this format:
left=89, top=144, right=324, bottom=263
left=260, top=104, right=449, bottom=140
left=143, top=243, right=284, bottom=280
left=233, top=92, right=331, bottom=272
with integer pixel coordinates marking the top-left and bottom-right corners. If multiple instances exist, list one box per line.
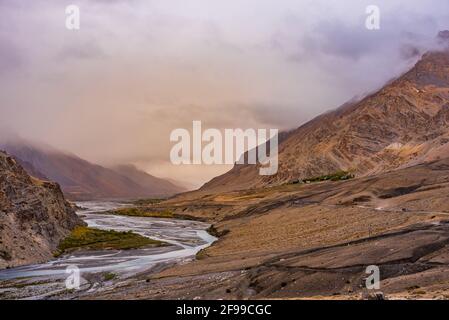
left=1, top=141, right=186, bottom=200
left=202, top=41, right=449, bottom=193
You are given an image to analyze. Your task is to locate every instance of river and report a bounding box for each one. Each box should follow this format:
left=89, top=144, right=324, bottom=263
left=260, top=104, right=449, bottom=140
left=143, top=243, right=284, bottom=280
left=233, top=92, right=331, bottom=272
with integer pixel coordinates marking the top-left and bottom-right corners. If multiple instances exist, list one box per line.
left=0, top=201, right=217, bottom=299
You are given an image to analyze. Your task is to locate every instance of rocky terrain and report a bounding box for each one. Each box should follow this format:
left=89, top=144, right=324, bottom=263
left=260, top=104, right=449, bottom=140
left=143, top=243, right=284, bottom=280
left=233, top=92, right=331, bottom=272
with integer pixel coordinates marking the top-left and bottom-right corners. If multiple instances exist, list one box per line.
left=202, top=34, right=449, bottom=193
left=0, top=151, right=84, bottom=269
left=85, top=33, right=449, bottom=300
left=4, top=32, right=449, bottom=300
left=89, top=157, right=449, bottom=300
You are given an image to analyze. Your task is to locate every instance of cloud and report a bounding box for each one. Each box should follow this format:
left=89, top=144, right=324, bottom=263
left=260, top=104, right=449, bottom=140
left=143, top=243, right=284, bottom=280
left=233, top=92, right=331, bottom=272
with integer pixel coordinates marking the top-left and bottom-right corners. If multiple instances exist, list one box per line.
left=0, top=0, right=449, bottom=185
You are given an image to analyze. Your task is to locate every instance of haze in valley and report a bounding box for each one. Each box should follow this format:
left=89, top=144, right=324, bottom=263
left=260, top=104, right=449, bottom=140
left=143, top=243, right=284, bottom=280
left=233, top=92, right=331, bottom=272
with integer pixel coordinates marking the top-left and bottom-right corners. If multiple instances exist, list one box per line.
left=1, top=0, right=449, bottom=187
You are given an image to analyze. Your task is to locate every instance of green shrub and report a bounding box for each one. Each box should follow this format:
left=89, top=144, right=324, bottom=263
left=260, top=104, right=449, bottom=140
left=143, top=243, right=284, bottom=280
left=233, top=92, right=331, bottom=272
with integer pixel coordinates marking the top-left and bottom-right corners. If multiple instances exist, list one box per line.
left=303, top=171, right=355, bottom=183
left=56, top=226, right=165, bottom=255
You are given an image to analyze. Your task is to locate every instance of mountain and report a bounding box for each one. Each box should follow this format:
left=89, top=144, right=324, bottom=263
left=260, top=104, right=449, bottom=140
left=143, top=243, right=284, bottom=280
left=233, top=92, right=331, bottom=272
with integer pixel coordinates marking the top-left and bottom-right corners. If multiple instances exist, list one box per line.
left=0, top=151, right=84, bottom=269
left=112, top=164, right=187, bottom=197
left=201, top=33, right=449, bottom=193
left=1, top=141, right=185, bottom=200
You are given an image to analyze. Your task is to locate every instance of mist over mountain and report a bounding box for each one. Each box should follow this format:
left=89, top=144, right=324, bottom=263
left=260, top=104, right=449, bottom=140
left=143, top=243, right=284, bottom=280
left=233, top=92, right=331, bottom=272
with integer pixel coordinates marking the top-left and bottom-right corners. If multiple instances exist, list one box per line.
left=1, top=0, right=449, bottom=186
left=0, top=138, right=186, bottom=200
left=0, top=150, right=84, bottom=268
left=201, top=33, right=449, bottom=193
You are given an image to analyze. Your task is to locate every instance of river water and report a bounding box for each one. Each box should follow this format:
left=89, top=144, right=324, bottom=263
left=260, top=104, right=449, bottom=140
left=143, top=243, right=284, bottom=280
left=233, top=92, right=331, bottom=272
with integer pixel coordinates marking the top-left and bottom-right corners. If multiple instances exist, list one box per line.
left=0, top=201, right=216, bottom=299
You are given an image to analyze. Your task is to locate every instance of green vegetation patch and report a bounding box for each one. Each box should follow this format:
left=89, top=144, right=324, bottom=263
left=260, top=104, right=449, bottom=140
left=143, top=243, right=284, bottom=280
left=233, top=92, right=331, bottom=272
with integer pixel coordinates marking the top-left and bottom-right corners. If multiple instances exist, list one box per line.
left=289, top=171, right=355, bottom=185
left=305, top=170, right=354, bottom=183
left=11, top=280, right=53, bottom=289
left=110, top=207, right=175, bottom=218
left=131, top=198, right=166, bottom=206
left=56, top=226, right=165, bottom=256
left=108, top=207, right=203, bottom=221
left=103, top=272, right=117, bottom=281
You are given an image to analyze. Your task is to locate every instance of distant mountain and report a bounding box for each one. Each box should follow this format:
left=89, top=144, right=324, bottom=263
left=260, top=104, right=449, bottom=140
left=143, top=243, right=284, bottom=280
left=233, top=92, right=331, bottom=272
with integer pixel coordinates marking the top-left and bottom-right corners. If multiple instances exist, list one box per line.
left=201, top=32, right=449, bottom=193
left=1, top=141, right=186, bottom=200
left=0, top=151, right=84, bottom=268
left=112, top=164, right=187, bottom=197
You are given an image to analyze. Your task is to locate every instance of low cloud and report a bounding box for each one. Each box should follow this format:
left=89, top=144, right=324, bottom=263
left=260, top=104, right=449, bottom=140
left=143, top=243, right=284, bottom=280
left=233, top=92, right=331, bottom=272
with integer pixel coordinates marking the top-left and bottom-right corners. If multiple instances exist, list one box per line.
left=0, top=0, right=448, bottom=186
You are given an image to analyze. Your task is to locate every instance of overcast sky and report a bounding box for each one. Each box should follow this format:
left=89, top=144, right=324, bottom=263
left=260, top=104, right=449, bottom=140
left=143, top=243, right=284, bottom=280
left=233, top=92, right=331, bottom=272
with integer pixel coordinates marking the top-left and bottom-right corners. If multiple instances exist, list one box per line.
left=1, top=0, right=449, bottom=187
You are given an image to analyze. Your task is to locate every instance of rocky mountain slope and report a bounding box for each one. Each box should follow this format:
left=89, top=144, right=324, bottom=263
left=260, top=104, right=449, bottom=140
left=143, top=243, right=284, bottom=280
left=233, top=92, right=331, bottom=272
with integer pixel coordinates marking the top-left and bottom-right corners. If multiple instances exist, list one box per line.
left=1, top=141, right=185, bottom=200
left=0, top=151, right=84, bottom=269
left=91, top=156, right=449, bottom=300
left=202, top=34, right=449, bottom=193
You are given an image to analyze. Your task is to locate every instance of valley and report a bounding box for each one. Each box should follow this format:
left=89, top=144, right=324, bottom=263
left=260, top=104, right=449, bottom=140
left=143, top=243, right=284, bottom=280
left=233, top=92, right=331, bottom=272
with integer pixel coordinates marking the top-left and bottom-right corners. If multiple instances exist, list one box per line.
left=85, top=158, right=449, bottom=300
left=0, top=202, right=216, bottom=300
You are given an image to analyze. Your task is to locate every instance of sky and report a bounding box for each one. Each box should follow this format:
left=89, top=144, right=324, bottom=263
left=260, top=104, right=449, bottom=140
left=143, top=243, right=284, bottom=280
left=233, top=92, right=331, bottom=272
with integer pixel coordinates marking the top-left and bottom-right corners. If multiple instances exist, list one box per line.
left=1, top=0, right=449, bottom=188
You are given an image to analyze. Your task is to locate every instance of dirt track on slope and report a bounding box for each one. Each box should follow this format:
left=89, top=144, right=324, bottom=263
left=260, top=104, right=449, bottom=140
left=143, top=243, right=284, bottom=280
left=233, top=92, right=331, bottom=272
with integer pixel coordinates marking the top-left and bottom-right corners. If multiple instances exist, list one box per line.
left=91, top=159, right=449, bottom=300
